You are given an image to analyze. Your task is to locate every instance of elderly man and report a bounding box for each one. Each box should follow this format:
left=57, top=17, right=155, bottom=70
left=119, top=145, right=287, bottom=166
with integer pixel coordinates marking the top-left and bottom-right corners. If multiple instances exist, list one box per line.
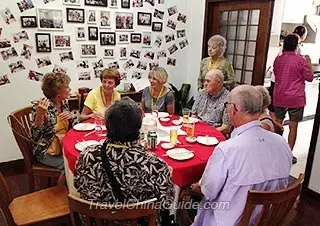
left=192, top=69, right=229, bottom=133
left=191, top=85, right=292, bottom=226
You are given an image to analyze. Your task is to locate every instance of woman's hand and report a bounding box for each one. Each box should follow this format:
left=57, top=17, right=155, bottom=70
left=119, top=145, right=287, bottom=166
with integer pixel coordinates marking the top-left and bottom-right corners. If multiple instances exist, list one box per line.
left=59, top=111, right=73, bottom=121
left=34, top=98, right=49, bottom=127
left=92, top=112, right=104, bottom=120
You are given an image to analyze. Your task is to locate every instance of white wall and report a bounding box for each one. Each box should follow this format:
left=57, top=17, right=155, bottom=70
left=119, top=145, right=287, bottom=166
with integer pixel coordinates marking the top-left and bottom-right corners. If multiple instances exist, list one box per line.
left=0, top=0, right=206, bottom=162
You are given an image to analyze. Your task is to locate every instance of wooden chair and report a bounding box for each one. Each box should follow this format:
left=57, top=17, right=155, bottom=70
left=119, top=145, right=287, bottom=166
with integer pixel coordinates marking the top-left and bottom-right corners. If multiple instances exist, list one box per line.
left=0, top=170, right=70, bottom=226
left=7, top=106, right=61, bottom=192
left=68, top=194, right=157, bottom=226
left=239, top=174, right=304, bottom=226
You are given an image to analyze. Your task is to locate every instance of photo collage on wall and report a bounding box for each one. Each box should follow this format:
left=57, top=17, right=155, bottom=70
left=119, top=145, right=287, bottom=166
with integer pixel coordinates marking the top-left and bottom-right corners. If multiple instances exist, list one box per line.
left=0, top=0, right=189, bottom=86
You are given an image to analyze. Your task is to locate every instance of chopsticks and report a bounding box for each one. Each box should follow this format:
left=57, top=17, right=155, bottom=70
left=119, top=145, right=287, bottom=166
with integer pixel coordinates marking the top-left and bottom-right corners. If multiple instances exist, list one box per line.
left=84, top=130, right=95, bottom=137
left=163, top=150, right=194, bottom=157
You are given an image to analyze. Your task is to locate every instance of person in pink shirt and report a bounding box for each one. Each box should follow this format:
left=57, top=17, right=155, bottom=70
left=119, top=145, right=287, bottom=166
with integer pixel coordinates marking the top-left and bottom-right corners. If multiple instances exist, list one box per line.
left=273, top=34, right=313, bottom=163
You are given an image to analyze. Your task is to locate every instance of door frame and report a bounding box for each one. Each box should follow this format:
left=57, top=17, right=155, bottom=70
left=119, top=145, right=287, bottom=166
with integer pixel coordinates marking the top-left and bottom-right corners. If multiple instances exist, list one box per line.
left=202, top=0, right=275, bottom=85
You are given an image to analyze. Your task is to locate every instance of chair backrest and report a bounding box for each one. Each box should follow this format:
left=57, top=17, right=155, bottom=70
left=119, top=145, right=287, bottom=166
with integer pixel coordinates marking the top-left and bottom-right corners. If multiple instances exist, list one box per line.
left=7, top=106, right=34, bottom=174
left=0, top=171, right=15, bottom=226
left=68, top=194, right=157, bottom=226
left=239, top=174, right=304, bottom=226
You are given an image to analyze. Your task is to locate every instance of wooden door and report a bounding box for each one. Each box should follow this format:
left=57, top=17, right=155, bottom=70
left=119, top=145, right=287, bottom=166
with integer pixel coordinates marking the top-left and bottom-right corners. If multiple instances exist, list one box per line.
left=203, top=0, right=274, bottom=85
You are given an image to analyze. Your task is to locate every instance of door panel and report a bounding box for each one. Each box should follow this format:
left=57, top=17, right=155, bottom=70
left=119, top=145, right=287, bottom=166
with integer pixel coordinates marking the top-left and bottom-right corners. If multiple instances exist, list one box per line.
left=203, top=0, right=274, bottom=85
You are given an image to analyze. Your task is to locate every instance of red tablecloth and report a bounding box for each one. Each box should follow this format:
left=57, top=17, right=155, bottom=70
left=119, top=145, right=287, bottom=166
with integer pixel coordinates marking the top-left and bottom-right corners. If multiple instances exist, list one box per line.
left=63, top=116, right=225, bottom=187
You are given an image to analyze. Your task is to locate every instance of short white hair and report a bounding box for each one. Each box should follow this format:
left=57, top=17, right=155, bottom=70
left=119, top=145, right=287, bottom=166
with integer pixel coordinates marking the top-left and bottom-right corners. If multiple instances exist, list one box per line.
left=206, top=69, right=224, bottom=83
left=231, top=85, right=262, bottom=114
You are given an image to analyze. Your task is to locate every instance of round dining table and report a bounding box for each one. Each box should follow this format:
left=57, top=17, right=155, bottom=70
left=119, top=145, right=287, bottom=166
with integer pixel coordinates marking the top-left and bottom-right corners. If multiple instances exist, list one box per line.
left=62, top=115, right=226, bottom=207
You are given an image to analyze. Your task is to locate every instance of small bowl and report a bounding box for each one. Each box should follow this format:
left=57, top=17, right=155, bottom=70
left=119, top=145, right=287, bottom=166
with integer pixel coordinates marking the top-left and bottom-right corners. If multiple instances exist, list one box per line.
left=172, top=119, right=182, bottom=125
left=159, top=117, right=170, bottom=122
left=185, top=136, right=197, bottom=143
left=161, top=142, right=175, bottom=150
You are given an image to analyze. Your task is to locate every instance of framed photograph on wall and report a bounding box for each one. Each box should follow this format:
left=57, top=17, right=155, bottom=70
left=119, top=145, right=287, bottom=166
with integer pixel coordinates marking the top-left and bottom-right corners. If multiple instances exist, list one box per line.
left=63, top=0, right=81, bottom=5
left=137, top=12, right=152, bottom=26
left=118, top=33, right=129, bottom=44
left=115, top=12, right=133, bottom=31
left=121, top=0, right=130, bottom=8
left=21, top=16, right=37, bottom=28
left=130, top=33, right=141, bottom=43
left=37, top=9, right=63, bottom=30
left=142, top=31, right=152, bottom=48
left=103, top=48, right=115, bottom=59
left=53, top=35, right=71, bottom=49
left=152, top=22, right=162, bottom=32
left=80, top=44, right=97, bottom=57
left=66, top=8, right=84, bottom=23
left=85, top=0, right=107, bottom=7
left=99, top=11, right=111, bottom=28
left=110, top=0, right=119, bottom=8
left=35, top=33, right=51, bottom=52
left=88, top=26, right=98, bottom=40
left=100, top=32, right=116, bottom=45
left=87, top=10, right=97, bottom=24
left=75, top=27, right=86, bottom=40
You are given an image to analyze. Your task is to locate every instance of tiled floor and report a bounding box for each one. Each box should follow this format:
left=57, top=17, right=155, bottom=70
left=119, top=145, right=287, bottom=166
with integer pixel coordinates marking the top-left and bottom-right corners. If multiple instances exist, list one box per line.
left=283, top=119, right=315, bottom=178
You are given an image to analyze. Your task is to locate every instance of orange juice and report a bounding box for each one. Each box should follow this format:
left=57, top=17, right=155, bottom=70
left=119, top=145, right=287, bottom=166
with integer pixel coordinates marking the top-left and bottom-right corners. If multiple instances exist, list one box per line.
left=170, top=128, right=178, bottom=145
left=186, top=123, right=195, bottom=137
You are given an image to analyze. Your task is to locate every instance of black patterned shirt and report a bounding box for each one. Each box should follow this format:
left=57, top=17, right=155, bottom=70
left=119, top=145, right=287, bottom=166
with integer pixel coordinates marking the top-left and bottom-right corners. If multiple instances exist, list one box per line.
left=31, top=100, right=77, bottom=158
left=74, top=139, right=174, bottom=209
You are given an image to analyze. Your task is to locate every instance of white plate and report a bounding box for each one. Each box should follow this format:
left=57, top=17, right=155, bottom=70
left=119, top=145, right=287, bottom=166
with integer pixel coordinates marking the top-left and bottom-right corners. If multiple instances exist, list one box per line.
left=172, top=119, right=183, bottom=125
left=196, top=136, right=219, bottom=146
left=73, top=123, right=95, bottom=131
left=159, top=117, right=170, bottom=122
left=166, top=148, right=194, bottom=160
left=158, top=112, right=169, bottom=118
left=161, top=142, right=174, bottom=150
left=185, top=136, right=197, bottom=143
left=75, top=140, right=100, bottom=151
left=188, top=117, right=199, bottom=123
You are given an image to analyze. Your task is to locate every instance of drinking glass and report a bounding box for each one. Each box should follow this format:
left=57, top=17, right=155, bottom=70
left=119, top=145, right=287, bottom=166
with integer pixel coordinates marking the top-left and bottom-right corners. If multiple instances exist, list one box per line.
left=186, top=122, right=195, bottom=138
left=182, top=108, right=190, bottom=125
left=151, top=106, right=158, bottom=117
left=170, top=127, right=178, bottom=145
left=94, top=117, right=104, bottom=135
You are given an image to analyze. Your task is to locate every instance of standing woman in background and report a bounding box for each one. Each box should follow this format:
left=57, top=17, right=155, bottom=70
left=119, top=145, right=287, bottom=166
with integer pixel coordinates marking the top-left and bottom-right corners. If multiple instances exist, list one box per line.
left=79, top=68, right=121, bottom=121
left=268, top=25, right=309, bottom=120
left=198, top=35, right=235, bottom=90
left=141, top=67, right=175, bottom=115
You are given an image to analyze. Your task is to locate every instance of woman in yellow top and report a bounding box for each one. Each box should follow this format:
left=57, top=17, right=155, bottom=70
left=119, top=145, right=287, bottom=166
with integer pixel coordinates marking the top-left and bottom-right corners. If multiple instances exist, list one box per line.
left=79, top=68, right=121, bottom=121
left=141, top=67, right=175, bottom=115
left=198, top=35, right=235, bottom=90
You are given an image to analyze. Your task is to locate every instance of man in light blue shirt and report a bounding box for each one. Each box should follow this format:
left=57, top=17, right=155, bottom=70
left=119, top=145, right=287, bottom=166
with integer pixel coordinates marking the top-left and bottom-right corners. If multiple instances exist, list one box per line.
left=191, top=85, right=292, bottom=226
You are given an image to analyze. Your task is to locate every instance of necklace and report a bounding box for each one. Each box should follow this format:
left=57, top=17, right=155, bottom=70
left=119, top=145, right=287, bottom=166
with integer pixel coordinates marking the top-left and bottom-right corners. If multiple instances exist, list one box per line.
left=208, top=57, right=224, bottom=70
left=150, top=86, right=164, bottom=109
left=100, top=86, right=114, bottom=107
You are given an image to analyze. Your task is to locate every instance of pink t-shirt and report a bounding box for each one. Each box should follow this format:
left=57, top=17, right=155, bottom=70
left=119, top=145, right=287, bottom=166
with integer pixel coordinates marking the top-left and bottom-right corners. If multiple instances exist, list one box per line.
left=273, top=51, right=313, bottom=108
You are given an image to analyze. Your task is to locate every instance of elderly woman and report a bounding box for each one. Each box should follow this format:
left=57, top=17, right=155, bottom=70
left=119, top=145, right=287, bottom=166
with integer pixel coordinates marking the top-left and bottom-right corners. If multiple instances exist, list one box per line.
left=31, top=72, right=77, bottom=170
left=255, top=85, right=275, bottom=132
left=141, top=67, right=175, bottom=115
left=79, top=68, right=121, bottom=121
left=198, top=35, right=235, bottom=90
left=74, top=98, right=174, bottom=225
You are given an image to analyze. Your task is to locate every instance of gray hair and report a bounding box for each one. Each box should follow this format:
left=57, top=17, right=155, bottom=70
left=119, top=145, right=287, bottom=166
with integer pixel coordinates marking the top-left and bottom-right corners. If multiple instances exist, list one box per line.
left=148, top=67, right=168, bottom=84
left=254, top=85, right=270, bottom=110
left=207, top=35, right=227, bottom=57
left=206, top=69, right=224, bottom=83
left=231, top=85, right=262, bottom=114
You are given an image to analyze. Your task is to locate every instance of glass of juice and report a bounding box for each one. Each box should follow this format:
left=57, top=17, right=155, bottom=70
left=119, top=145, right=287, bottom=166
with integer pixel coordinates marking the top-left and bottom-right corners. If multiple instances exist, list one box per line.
left=170, top=127, right=178, bottom=145
left=182, top=108, right=190, bottom=125
left=186, top=122, right=195, bottom=138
